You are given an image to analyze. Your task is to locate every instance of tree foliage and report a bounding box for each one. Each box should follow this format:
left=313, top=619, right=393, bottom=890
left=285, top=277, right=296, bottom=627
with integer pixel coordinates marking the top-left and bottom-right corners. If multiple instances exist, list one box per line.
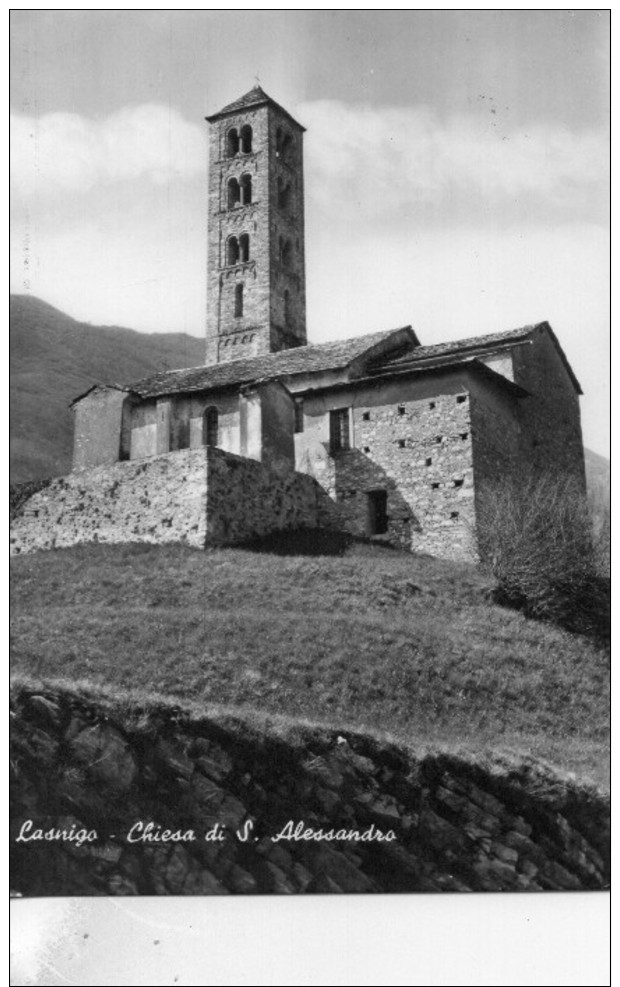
left=476, top=470, right=609, bottom=638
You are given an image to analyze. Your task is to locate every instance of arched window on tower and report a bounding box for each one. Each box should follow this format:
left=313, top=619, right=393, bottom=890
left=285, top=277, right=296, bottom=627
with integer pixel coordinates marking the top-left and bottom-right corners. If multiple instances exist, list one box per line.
left=226, top=128, right=239, bottom=157
left=239, top=233, right=250, bottom=263
left=240, top=125, right=252, bottom=154
left=234, top=283, right=243, bottom=317
left=227, top=177, right=240, bottom=209
left=277, top=177, right=290, bottom=211
left=276, top=127, right=292, bottom=162
left=280, top=238, right=292, bottom=268
left=204, top=407, right=219, bottom=447
left=240, top=173, right=252, bottom=205
left=226, top=236, right=239, bottom=266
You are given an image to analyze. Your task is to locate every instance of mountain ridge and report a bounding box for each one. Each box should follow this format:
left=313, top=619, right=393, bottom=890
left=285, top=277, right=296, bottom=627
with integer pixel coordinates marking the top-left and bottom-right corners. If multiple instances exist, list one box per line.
left=10, top=294, right=205, bottom=482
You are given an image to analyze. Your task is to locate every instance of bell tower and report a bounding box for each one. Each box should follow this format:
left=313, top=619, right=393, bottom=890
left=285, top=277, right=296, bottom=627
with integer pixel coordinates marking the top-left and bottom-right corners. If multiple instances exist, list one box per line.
left=205, top=86, right=307, bottom=365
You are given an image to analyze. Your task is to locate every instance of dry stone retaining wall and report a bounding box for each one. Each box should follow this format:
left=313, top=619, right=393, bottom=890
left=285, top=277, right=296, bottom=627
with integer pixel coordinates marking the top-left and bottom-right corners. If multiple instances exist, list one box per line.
left=10, top=685, right=610, bottom=896
left=9, top=450, right=209, bottom=554
left=9, top=448, right=339, bottom=556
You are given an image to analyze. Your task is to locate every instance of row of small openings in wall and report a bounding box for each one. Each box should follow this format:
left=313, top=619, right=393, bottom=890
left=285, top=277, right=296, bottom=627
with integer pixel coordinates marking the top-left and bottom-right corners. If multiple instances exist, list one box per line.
left=226, top=234, right=250, bottom=266
left=433, top=432, right=469, bottom=444
left=227, top=174, right=252, bottom=209
left=222, top=329, right=256, bottom=346
left=360, top=397, right=467, bottom=421
left=360, top=434, right=469, bottom=456
left=227, top=125, right=252, bottom=158
left=394, top=432, right=469, bottom=450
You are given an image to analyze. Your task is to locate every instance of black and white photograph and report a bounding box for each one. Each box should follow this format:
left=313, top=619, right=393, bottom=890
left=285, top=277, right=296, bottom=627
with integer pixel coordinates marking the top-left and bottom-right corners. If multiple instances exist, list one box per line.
left=9, top=9, right=610, bottom=984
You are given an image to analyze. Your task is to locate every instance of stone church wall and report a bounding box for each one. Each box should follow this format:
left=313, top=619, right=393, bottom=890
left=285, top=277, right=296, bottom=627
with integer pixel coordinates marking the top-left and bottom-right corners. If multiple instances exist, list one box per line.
left=512, top=326, right=587, bottom=486
left=72, top=387, right=134, bottom=470
left=295, top=370, right=480, bottom=561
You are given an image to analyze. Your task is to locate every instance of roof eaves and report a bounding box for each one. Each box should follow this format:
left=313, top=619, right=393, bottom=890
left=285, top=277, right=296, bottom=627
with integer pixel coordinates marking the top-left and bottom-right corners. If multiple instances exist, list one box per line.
left=69, top=382, right=138, bottom=409
left=206, top=87, right=306, bottom=132
left=534, top=321, right=583, bottom=395
left=296, top=356, right=529, bottom=398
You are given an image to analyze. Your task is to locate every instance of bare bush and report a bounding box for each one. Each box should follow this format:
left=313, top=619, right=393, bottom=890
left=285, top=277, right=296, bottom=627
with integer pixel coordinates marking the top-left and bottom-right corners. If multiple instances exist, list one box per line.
left=476, top=470, right=608, bottom=636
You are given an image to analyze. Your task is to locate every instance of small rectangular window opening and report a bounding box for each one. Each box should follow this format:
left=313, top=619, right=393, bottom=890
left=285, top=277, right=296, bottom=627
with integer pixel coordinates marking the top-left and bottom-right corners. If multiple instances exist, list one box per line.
left=435, top=436, right=443, bottom=444
left=453, top=479, right=464, bottom=488
left=425, top=458, right=432, bottom=466
left=456, top=395, right=467, bottom=404
left=450, top=511, right=460, bottom=519
left=368, top=490, right=388, bottom=535
left=330, top=408, right=350, bottom=452
left=429, top=402, right=436, bottom=410
left=398, top=405, right=406, bottom=415
left=460, top=432, right=468, bottom=441
left=431, top=482, right=440, bottom=490
left=398, top=439, right=406, bottom=449
left=294, top=400, right=304, bottom=434
left=363, top=446, right=370, bottom=453
left=362, top=412, right=370, bottom=421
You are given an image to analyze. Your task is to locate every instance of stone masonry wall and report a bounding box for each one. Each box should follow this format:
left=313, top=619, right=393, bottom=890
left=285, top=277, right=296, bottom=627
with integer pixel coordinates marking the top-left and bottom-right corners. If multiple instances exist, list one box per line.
left=512, top=327, right=587, bottom=487
left=206, top=105, right=271, bottom=364
left=205, top=447, right=337, bottom=545
left=469, top=375, right=524, bottom=514
left=296, top=371, right=479, bottom=561
left=205, top=101, right=306, bottom=365
left=10, top=450, right=209, bottom=555
left=267, top=107, right=306, bottom=351
left=11, top=684, right=610, bottom=895
left=10, top=448, right=338, bottom=556
left=72, top=388, right=133, bottom=471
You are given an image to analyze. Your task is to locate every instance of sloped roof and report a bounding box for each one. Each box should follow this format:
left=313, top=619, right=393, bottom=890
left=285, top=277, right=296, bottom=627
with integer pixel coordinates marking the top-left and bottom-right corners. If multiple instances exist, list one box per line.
left=369, top=321, right=582, bottom=394
left=353, top=356, right=529, bottom=398
left=69, top=382, right=137, bottom=409
left=371, top=325, right=535, bottom=368
left=205, top=85, right=306, bottom=131
left=128, top=327, right=417, bottom=399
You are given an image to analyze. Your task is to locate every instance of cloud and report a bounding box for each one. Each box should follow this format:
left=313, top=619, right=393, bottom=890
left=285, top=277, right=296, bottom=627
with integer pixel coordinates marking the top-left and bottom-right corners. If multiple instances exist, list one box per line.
left=298, top=100, right=609, bottom=221
left=11, top=104, right=205, bottom=194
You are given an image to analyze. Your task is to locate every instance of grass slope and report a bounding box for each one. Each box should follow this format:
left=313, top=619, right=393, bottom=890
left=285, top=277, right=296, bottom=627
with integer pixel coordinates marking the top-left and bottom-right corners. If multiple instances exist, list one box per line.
left=10, top=294, right=204, bottom=483
left=10, top=542, right=610, bottom=787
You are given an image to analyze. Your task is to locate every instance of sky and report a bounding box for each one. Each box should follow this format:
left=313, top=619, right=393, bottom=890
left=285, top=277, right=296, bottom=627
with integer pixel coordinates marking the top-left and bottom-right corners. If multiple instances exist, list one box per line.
left=10, top=10, right=610, bottom=455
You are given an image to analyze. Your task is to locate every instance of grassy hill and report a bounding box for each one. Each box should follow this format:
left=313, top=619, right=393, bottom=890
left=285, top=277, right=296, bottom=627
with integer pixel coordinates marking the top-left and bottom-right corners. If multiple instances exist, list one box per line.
left=10, top=294, right=204, bottom=483
left=10, top=540, right=610, bottom=788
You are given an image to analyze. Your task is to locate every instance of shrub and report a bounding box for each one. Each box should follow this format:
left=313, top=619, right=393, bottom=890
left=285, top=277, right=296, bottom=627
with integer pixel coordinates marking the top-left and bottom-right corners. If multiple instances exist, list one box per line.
left=476, top=469, right=608, bottom=637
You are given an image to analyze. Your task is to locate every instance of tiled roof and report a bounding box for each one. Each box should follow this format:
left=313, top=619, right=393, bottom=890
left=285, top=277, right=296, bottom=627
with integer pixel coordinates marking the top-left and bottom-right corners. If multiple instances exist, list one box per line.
left=206, top=85, right=306, bottom=130
left=370, top=321, right=582, bottom=394
left=128, top=327, right=416, bottom=399
left=371, top=325, right=536, bottom=370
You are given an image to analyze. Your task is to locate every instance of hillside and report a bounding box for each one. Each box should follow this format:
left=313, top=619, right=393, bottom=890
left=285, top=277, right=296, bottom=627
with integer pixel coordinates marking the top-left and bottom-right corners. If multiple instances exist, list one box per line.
left=10, top=294, right=204, bottom=483
left=10, top=541, right=610, bottom=788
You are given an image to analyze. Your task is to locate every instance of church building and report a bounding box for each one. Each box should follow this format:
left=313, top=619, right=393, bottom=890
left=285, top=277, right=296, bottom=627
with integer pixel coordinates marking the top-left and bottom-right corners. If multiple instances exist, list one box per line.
left=10, top=87, right=587, bottom=561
